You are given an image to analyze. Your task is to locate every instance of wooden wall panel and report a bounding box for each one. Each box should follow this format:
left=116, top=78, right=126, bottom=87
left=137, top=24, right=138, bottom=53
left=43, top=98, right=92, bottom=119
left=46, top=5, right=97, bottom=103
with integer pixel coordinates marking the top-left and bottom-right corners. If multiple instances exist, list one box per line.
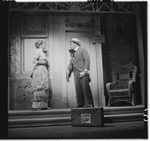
left=50, top=15, right=62, bottom=101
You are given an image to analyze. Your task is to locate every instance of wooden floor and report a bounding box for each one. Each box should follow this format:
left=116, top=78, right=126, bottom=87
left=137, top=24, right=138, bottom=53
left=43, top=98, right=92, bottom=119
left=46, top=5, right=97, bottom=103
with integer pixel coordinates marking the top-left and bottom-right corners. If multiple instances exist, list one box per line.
left=8, top=105, right=144, bottom=128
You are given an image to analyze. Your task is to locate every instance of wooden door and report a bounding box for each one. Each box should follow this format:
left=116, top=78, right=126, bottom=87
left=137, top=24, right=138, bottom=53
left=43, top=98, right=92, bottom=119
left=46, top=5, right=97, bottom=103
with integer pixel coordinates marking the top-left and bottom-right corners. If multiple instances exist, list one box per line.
left=66, top=32, right=99, bottom=107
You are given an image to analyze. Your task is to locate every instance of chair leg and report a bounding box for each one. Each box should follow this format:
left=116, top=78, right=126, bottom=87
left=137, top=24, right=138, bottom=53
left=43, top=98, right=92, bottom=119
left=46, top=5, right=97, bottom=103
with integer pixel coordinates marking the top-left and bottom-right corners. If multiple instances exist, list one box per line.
left=132, top=93, right=136, bottom=106
left=108, top=98, right=111, bottom=106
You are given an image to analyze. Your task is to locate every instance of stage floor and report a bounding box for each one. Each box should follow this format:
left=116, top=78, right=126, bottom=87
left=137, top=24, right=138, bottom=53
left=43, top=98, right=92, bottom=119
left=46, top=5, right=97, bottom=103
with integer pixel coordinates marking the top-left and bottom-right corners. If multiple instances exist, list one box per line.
left=8, top=121, right=148, bottom=139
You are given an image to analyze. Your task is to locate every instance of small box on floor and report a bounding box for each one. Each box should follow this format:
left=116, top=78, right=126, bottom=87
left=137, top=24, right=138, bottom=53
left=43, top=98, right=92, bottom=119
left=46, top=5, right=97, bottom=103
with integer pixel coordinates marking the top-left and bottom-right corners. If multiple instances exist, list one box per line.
left=71, top=107, right=104, bottom=127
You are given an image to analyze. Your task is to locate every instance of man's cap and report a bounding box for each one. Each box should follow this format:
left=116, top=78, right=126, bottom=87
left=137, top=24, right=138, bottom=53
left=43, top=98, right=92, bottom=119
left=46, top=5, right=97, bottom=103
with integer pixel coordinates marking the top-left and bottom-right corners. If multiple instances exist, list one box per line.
left=70, top=38, right=81, bottom=46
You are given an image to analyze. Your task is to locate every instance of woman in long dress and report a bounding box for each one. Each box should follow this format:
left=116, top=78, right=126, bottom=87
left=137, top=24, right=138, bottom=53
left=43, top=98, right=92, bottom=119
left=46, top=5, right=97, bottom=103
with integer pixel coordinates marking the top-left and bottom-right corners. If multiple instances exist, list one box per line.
left=31, top=40, right=51, bottom=110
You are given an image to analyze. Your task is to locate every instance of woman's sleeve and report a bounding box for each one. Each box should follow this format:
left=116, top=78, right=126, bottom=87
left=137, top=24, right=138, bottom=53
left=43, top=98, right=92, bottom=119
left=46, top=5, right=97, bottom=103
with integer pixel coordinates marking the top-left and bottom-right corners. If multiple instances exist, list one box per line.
left=33, top=51, right=40, bottom=65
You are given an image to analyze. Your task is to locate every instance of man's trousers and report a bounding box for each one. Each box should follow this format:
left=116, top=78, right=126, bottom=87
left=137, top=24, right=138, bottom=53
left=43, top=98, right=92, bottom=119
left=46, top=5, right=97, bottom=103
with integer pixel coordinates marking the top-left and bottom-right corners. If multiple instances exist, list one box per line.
left=74, top=69, right=94, bottom=107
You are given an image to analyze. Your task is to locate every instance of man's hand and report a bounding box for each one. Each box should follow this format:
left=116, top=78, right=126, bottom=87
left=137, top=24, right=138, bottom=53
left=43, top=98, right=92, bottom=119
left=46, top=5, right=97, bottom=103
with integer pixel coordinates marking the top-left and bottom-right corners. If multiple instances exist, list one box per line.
left=80, top=72, right=85, bottom=78
left=66, top=74, right=69, bottom=82
left=80, top=69, right=89, bottom=78
left=66, top=69, right=70, bottom=82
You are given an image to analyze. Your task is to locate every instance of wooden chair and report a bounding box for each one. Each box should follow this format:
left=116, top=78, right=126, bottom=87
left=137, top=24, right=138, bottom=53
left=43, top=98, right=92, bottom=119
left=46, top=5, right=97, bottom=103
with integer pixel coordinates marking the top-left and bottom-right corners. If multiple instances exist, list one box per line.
left=106, top=62, right=137, bottom=106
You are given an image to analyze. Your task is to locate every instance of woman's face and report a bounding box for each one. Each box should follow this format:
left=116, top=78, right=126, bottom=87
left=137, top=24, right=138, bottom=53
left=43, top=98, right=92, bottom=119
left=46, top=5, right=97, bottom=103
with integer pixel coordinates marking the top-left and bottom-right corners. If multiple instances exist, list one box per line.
left=40, top=42, right=46, bottom=50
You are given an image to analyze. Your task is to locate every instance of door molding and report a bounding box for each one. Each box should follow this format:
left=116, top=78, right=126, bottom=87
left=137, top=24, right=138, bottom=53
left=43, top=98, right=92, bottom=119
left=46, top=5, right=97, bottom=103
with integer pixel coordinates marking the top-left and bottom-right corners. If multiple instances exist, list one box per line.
left=10, top=2, right=134, bottom=14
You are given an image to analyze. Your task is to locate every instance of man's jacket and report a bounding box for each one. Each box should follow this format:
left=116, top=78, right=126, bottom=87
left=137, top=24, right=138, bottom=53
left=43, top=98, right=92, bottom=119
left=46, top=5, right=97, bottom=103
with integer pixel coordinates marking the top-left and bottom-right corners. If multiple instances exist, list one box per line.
left=67, top=47, right=90, bottom=72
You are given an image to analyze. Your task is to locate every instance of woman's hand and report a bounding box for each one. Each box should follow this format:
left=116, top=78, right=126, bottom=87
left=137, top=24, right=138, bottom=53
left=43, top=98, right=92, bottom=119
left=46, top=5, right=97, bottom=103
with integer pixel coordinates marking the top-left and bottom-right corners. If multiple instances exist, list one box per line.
left=43, top=49, right=48, bottom=56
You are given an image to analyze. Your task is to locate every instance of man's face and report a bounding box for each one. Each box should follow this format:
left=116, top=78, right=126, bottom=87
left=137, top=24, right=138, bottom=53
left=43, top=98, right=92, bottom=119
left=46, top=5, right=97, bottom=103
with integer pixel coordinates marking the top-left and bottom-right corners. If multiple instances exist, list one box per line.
left=70, top=41, right=76, bottom=50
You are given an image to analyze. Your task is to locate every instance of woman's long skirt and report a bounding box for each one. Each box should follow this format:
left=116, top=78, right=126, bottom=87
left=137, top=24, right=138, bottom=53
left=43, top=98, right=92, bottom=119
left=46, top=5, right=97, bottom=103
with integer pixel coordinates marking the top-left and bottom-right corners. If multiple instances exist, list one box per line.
left=31, top=65, right=50, bottom=109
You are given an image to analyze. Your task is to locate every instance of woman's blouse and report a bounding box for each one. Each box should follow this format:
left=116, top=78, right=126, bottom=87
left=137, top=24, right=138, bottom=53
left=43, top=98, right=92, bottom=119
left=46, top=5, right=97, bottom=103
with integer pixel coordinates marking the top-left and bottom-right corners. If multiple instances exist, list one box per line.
left=33, top=48, right=47, bottom=65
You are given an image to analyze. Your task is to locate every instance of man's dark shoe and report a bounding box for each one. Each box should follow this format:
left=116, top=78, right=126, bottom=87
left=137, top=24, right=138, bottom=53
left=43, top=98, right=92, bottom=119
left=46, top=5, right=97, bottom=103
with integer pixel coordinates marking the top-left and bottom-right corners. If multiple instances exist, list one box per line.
left=84, top=104, right=94, bottom=108
left=76, top=106, right=83, bottom=108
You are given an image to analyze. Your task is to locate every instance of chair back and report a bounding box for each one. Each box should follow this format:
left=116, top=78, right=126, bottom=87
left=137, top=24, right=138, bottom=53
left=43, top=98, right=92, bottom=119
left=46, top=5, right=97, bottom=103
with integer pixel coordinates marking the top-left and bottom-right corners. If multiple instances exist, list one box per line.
left=111, top=62, right=137, bottom=90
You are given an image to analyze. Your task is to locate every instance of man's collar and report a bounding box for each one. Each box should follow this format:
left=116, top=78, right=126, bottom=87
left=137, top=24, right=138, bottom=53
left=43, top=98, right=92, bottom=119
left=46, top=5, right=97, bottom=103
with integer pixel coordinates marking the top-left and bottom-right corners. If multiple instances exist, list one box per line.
left=74, top=46, right=79, bottom=51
